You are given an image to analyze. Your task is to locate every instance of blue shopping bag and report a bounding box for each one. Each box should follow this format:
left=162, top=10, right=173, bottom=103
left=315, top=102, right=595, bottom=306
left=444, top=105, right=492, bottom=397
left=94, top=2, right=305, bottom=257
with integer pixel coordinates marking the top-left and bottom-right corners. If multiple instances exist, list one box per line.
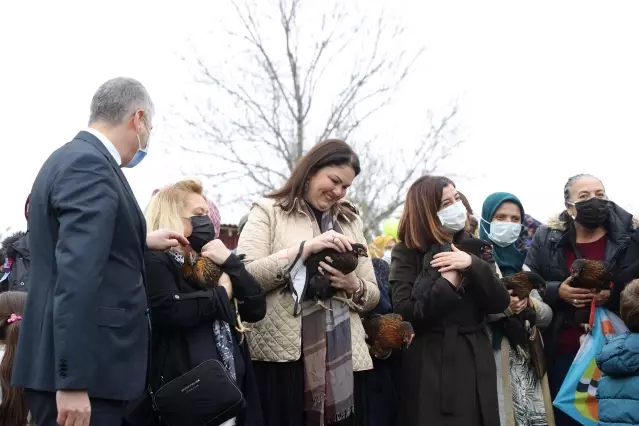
left=553, top=308, right=628, bottom=425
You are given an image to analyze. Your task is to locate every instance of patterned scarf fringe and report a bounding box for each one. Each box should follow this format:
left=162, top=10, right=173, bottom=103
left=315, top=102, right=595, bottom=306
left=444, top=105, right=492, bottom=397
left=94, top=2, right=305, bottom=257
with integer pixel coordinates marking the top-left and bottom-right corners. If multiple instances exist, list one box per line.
left=328, top=406, right=355, bottom=424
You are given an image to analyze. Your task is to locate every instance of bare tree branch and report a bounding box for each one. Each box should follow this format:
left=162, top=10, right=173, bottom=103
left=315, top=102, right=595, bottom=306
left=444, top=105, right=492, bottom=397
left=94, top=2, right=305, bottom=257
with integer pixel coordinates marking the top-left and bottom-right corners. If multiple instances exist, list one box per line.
left=348, top=105, right=463, bottom=238
left=174, top=0, right=463, bottom=232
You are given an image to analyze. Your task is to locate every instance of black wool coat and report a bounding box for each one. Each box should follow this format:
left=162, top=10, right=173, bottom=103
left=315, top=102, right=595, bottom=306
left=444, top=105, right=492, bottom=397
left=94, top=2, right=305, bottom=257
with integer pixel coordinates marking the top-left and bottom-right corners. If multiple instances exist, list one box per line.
left=390, top=232, right=509, bottom=426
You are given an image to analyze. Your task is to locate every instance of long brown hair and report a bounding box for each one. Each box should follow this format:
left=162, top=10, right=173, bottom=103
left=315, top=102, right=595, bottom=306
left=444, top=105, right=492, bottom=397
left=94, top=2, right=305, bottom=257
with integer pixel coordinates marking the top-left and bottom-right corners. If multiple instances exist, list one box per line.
left=267, top=139, right=361, bottom=213
left=398, top=175, right=457, bottom=250
left=0, top=291, right=29, bottom=426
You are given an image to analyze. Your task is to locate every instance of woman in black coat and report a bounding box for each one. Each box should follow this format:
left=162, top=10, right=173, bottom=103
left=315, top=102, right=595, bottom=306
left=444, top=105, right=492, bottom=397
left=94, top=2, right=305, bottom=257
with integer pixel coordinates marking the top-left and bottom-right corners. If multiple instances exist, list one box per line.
left=127, top=179, right=266, bottom=426
left=390, top=175, right=510, bottom=426
left=524, top=174, right=636, bottom=426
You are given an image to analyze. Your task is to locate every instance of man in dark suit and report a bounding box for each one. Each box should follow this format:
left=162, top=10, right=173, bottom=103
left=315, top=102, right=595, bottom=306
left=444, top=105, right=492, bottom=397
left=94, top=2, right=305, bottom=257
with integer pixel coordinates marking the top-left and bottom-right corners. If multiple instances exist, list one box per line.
left=13, top=77, right=189, bottom=426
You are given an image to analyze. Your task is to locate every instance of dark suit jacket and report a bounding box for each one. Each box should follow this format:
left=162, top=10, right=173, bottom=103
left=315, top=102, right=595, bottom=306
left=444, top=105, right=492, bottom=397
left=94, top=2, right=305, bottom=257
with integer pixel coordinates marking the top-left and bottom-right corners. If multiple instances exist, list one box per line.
left=12, top=131, right=149, bottom=401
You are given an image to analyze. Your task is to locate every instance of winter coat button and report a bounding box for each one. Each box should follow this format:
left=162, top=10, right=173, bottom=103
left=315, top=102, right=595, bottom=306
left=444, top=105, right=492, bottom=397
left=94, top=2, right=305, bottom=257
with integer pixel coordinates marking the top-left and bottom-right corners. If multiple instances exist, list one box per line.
left=276, top=274, right=282, bottom=279
left=174, top=295, right=180, bottom=300
left=20, top=282, right=25, bottom=286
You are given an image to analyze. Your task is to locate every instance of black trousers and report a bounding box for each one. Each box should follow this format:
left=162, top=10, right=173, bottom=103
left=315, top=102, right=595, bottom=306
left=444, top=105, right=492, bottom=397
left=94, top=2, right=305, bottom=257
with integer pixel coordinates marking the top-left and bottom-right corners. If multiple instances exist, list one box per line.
left=26, top=390, right=127, bottom=426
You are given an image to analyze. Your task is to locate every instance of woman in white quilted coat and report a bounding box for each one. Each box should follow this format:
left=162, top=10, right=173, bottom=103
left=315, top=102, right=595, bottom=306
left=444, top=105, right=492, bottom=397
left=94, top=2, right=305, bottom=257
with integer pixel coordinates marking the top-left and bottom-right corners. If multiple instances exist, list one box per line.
left=237, top=139, right=380, bottom=426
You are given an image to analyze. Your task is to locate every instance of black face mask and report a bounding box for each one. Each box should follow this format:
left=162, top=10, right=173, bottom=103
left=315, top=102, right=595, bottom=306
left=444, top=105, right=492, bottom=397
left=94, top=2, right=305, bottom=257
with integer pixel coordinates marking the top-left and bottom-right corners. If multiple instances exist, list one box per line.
left=187, top=215, right=215, bottom=253
left=573, top=198, right=610, bottom=229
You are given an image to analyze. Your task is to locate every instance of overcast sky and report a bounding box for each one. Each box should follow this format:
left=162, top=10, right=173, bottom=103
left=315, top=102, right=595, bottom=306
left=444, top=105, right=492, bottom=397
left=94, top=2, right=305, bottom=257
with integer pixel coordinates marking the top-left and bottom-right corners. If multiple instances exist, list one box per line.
left=1, top=0, right=638, bottom=235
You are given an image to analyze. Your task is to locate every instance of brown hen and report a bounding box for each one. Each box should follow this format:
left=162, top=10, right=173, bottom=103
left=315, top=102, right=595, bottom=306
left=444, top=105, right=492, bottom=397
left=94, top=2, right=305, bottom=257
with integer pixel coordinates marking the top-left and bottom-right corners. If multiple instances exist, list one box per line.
left=570, top=259, right=612, bottom=327
left=501, top=271, right=547, bottom=300
left=362, top=313, right=414, bottom=359
left=182, top=251, right=224, bottom=290
left=181, top=250, right=249, bottom=335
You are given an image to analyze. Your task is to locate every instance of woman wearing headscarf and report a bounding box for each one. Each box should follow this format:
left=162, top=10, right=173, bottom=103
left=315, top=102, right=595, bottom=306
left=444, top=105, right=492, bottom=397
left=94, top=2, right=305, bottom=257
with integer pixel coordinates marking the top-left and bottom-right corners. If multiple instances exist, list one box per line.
left=480, top=192, right=554, bottom=426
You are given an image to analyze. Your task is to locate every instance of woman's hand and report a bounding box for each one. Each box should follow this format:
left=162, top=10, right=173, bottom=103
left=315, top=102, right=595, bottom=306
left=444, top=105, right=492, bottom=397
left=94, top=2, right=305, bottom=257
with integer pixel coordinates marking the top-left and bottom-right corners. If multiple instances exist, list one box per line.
left=430, top=244, right=472, bottom=273
left=441, top=270, right=462, bottom=288
left=303, top=230, right=355, bottom=258
left=558, top=276, right=594, bottom=308
left=319, top=258, right=360, bottom=293
left=218, top=272, right=233, bottom=298
left=201, top=239, right=232, bottom=265
left=594, top=289, right=610, bottom=306
left=508, top=290, right=528, bottom=314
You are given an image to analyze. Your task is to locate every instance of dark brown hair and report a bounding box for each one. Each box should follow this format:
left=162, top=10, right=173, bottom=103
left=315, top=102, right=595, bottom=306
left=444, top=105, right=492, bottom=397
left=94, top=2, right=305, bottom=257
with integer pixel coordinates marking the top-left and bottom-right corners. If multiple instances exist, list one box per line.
left=267, top=139, right=361, bottom=212
left=621, top=279, right=639, bottom=333
left=398, top=175, right=457, bottom=250
left=457, top=191, right=473, bottom=215
left=457, top=191, right=478, bottom=235
left=0, top=291, right=29, bottom=426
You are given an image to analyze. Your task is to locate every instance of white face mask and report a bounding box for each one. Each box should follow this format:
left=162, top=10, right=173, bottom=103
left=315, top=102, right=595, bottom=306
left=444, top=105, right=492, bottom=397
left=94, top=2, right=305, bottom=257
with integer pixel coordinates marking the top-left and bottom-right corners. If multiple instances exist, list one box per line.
left=484, top=220, right=522, bottom=247
left=437, top=201, right=467, bottom=232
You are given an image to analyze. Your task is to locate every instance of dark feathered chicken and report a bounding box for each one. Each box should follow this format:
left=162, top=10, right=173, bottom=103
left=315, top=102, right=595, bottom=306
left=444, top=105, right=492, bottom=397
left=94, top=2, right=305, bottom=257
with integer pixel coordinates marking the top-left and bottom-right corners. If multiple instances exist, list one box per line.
left=304, top=243, right=368, bottom=301
left=497, top=271, right=548, bottom=377
left=453, top=238, right=494, bottom=263
left=362, top=313, right=414, bottom=359
left=501, top=271, right=547, bottom=300
left=570, top=259, right=612, bottom=327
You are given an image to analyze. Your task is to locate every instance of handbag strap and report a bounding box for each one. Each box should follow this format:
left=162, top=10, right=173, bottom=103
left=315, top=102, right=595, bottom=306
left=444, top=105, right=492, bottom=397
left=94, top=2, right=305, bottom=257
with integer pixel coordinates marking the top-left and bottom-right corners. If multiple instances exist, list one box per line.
left=285, top=241, right=307, bottom=317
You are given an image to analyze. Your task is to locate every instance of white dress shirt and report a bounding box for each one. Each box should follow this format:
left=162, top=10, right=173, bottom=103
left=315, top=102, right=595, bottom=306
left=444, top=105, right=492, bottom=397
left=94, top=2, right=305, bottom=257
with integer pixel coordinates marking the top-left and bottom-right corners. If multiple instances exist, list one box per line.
left=84, top=127, right=121, bottom=166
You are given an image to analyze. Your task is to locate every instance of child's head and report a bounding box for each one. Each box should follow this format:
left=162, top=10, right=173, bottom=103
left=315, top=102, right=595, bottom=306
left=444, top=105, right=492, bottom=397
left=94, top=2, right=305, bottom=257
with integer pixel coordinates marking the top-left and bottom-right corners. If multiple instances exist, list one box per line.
left=620, top=279, right=639, bottom=333
left=0, top=291, right=28, bottom=425
left=0, top=291, right=26, bottom=343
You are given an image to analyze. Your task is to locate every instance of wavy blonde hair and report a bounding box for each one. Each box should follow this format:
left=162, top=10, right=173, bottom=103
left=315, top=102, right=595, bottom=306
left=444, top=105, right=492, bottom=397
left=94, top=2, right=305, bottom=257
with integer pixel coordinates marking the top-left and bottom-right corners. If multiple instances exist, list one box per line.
left=145, top=178, right=205, bottom=234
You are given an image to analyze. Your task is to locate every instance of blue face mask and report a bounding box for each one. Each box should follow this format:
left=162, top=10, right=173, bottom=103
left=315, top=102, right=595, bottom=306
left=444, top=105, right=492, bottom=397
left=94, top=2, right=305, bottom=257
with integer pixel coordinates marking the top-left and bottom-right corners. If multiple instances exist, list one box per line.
left=124, top=119, right=150, bottom=168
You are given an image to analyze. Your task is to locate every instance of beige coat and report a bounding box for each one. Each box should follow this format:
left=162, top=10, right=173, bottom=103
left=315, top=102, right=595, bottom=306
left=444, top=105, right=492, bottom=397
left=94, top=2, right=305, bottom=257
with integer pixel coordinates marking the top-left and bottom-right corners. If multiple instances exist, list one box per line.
left=237, top=198, right=380, bottom=371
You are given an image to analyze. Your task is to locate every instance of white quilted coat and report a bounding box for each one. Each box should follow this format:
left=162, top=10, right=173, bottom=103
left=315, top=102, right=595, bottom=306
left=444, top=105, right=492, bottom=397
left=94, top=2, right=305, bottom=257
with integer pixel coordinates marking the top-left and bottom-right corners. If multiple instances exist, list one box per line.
left=237, top=198, right=379, bottom=371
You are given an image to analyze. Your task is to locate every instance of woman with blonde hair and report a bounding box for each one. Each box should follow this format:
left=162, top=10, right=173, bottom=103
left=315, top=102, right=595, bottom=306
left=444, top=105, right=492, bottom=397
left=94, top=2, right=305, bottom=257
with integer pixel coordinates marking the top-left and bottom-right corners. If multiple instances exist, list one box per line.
left=237, top=139, right=379, bottom=426
left=128, top=179, right=266, bottom=426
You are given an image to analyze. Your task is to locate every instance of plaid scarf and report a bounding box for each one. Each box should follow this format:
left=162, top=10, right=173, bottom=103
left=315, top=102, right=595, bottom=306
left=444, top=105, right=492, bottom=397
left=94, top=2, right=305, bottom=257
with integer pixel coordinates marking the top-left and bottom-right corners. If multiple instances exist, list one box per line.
left=300, top=202, right=354, bottom=426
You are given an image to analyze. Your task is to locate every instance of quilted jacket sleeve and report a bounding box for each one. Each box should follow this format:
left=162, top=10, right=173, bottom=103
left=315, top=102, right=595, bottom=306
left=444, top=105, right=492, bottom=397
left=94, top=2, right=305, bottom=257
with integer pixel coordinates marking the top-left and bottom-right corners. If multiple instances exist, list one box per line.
left=237, top=202, right=292, bottom=293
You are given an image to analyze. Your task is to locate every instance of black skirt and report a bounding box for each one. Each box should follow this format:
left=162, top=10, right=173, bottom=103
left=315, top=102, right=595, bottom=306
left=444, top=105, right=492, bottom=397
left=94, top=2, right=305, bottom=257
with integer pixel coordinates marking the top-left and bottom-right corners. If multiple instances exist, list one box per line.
left=254, top=359, right=368, bottom=426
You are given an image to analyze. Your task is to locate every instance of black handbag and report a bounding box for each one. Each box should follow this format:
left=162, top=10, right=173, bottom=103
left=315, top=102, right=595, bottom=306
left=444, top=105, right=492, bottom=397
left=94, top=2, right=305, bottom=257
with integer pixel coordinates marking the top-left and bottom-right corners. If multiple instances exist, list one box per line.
left=150, top=359, right=245, bottom=426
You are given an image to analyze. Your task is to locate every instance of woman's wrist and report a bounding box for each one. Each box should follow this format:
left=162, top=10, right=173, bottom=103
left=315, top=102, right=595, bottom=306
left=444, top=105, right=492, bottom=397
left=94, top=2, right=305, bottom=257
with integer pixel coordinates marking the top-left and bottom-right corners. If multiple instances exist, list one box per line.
left=351, top=279, right=366, bottom=304
left=288, top=241, right=308, bottom=262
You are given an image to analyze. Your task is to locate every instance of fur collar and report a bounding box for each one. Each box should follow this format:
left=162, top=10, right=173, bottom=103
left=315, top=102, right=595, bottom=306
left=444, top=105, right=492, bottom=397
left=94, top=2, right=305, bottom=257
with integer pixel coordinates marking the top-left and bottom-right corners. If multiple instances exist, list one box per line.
left=1, top=231, right=27, bottom=258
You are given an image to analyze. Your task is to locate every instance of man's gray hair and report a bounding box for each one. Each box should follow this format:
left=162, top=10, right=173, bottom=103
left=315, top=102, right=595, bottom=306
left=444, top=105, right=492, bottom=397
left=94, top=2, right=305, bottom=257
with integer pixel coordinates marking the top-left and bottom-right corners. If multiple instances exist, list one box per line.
left=88, top=77, right=154, bottom=125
